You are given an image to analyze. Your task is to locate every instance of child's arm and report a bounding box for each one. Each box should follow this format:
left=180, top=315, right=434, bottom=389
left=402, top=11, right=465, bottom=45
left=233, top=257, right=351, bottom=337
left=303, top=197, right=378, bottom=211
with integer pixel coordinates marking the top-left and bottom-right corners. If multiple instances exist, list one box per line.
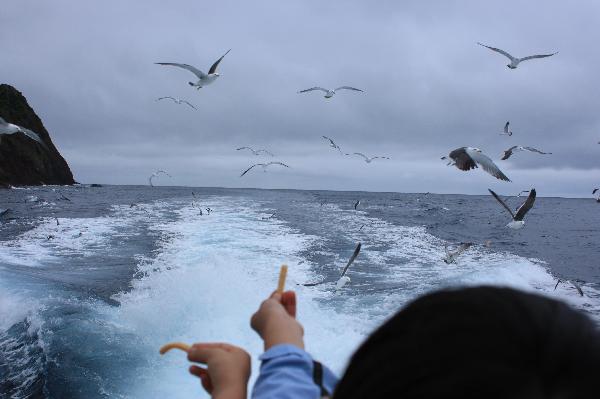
left=250, top=291, right=338, bottom=398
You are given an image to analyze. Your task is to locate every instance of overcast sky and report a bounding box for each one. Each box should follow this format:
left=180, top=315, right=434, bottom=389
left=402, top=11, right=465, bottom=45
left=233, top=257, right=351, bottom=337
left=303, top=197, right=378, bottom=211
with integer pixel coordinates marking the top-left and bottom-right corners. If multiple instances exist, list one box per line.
left=2, top=1, right=599, bottom=196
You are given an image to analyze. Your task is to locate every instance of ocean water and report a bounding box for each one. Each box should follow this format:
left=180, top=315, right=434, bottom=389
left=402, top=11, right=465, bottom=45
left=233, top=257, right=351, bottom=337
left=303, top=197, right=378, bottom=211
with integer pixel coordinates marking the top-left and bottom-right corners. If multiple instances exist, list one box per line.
left=1, top=185, right=599, bottom=398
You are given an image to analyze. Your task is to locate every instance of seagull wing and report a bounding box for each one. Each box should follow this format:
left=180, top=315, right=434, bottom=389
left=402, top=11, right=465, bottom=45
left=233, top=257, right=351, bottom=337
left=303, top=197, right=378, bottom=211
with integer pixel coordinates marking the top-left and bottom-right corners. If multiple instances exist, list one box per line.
left=340, top=242, right=361, bottom=278
left=514, top=188, right=536, bottom=221
left=571, top=281, right=584, bottom=297
left=334, top=86, right=363, bottom=92
left=256, top=149, right=274, bottom=156
left=501, top=146, right=518, bottom=160
left=182, top=100, right=197, bottom=110
left=157, top=96, right=176, bottom=102
left=240, top=164, right=262, bottom=177
left=523, top=146, right=551, bottom=155
left=519, top=52, right=558, bottom=62
left=0, top=117, right=6, bottom=125
left=299, top=87, right=329, bottom=94
left=488, top=189, right=515, bottom=219
left=371, top=156, right=390, bottom=161
left=322, top=136, right=337, bottom=147
left=593, top=188, right=599, bottom=195
left=449, top=147, right=477, bottom=171
left=477, top=42, right=517, bottom=62
left=19, top=127, right=46, bottom=148
left=467, top=148, right=511, bottom=181
left=266, top=162, right=290, bottom=169
left=208, top=49, right=231, bottom=75
left=237, top=146, right=254, bottom=152
left=353, top=152, right=369, bottom=161
left=504, top=121, right=510, bottom=134
left=155, top=63, right=207, bottom=79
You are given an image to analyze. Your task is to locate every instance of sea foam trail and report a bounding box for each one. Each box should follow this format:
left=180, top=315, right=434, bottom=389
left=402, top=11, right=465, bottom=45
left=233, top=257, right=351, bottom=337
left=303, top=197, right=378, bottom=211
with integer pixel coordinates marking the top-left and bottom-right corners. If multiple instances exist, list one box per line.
left=109, top=197, right=368, bottom=398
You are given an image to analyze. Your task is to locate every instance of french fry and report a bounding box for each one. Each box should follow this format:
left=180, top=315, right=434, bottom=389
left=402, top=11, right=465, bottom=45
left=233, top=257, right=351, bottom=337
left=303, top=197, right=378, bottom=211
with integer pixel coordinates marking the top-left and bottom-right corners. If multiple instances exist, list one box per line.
left=159, top=342, right=191, bottom=355
left=277, top=265, right=288, bottom=294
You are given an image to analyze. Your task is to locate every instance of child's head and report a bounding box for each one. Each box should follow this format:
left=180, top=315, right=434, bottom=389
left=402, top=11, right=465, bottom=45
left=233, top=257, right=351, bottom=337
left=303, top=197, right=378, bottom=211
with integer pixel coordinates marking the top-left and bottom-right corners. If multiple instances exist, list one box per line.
left=334, top=286, right=600, bottom=398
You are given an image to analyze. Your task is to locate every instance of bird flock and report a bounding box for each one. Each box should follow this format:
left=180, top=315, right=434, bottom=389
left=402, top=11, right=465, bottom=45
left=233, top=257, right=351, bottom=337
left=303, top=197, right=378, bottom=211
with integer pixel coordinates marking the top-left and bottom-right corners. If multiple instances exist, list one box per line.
left=1, top=40, right=591, bottom=297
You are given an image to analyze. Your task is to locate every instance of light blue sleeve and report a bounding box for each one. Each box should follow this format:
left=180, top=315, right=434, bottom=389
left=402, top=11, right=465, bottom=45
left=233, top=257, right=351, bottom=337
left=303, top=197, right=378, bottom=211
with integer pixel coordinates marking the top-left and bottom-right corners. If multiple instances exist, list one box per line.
left=251, top=344, right=339, bottom=399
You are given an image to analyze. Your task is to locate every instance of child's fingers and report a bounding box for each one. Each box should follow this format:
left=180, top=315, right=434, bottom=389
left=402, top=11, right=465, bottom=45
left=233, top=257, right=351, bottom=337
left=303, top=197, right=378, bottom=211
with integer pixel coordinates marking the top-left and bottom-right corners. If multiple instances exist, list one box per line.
left=282, top=291, right=297, bottom=318
left=189, top=365, right=213, bottom=393
left=187, top=345, right=223, bottom=363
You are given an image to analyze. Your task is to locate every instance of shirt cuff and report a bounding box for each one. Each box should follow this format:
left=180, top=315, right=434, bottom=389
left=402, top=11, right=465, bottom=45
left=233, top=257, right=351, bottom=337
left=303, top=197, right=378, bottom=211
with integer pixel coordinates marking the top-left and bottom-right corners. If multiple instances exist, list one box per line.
left=259, top=344, right=311, bottom=361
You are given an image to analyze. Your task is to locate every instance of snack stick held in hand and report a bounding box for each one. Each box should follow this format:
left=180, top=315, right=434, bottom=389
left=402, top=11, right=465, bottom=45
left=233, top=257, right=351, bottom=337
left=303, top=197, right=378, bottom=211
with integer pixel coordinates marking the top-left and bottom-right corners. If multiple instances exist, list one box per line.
left=277, top=265, right=288, bottom=294
left=159, top=342, right=191, bottom=355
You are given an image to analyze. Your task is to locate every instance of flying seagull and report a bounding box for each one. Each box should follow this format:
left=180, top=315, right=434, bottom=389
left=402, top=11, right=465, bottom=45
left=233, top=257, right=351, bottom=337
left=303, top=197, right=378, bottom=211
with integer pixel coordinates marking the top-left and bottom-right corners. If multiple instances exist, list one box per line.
left=477, top=42, right=558, bottom=69
left=335, top=242, right=362, bottom=290
left=353, top=153, right=390, bottom=163
left=156, top=97, right=197, bottom=110
left=353, top=200, right=361, bottom=210
left=593, top=188, right=600, bottom=202
left=148, top=170, right=172, bottom=186
left=236, top=146, right=274, bottom=156
left=488, top=188, right=536, bottom=229
left=443, top=242, right=473, bottom=264
left=442, top=147, right=511, bottom=181
left=0, top=117, right=47, bottom=149
left=322, top=136, right=344, bottom=154
left=240, top=162, right=290, bottom=177
left=301, top=242, right=362, bottom=289
left=155, top=49, right=231, bottom=89
left=298, top=86, right=363, bottom=99
left=500, top=146, right=552, bottom=160
left=554, top=279, right=584, bottom=297
left=500, top=121, right=513, bottom=136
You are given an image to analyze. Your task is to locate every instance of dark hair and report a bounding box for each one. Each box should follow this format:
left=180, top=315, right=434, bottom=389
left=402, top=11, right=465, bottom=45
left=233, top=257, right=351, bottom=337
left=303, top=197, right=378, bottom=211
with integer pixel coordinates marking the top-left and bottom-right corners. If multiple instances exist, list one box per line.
left=333, top=286, right=600, bottom=398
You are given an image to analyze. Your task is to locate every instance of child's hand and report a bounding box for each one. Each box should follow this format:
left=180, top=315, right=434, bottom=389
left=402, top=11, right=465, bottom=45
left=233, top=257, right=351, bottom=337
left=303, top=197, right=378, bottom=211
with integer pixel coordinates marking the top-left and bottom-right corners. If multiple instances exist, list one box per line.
left=250, top=291, right=305, bottom=350
left=187, top=343, right=250, bottom=399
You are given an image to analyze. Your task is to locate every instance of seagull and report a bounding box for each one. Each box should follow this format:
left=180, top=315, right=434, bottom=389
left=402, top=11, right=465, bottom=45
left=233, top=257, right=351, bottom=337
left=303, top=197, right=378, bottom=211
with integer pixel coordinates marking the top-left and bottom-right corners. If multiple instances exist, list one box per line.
left=301, top=243, right=361, bottom=289
left=443, top=242, right=473, bottom=264
left=155, top=49, right=231, bottom=89
left=322, top=136, right=344, bottom=154
left=554, top=279, right=584, bottom=297
left=0, top=117, right=47, bottom=149
left=500, top=121, right=513, bottom=136
left=156, top=97, right=197, bottom=110
left=236, top=147, right=274, bottom=156
left=353, top=153, right=390, bottom=163
left=488, top=188, right=536, bottom=229
left=442, top=147, right=511, bottom=181
left=298, top=86, right=363, bottom=99
left=240, top=162, right=290, bottom=177
left=353, top=200, right=361, bottom=210
left=593, top=188, right=600, bottom=202
left=477, top=42, right=558, bottom=69
left=335, top=242, right=362, bottom=290
left=500, top=146, right=552, bottom=160
left=148, top=170, right=172, bottom=186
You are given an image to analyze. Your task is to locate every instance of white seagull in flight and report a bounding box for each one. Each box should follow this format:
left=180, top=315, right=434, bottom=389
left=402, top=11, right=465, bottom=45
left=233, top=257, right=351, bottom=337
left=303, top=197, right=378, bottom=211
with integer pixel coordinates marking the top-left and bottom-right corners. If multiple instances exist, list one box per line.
left=240, top=162, right=290, bottom=177
left=0, top=117, right=47, bottom=149
left=443, top=242, right=473, bottom=264
left=148, top=170, right=172, bottom=186
left=442, top=147, right=511, bottom=181
left=353, top=153, right=390, bottom=163
left=477, top=42, right=557, bottom=69
left=155, top=49, right=231, bottom=89
left=298, top=86, right=363, bottom=99
left=500, top=146, right=552, bottom=160
left=156, top=97, right=197, bottom=110
left=322, top=136, right=344, bottom=154
left=500, top=121, right=513, bottom=136
left=236, top=147, right=274, bottom=156
left=488, top=188, right=536, bottom=229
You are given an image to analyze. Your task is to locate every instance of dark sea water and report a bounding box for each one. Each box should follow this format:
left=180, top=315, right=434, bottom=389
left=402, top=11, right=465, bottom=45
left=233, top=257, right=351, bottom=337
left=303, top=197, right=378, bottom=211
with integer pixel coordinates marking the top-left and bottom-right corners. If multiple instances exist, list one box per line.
left=1, top=185, right=599, bottom=398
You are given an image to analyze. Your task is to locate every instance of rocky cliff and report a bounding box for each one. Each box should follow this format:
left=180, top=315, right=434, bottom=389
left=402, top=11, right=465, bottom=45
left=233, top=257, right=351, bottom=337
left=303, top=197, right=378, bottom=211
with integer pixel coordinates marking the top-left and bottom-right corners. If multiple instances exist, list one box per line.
left=0, top=84, right=75, bottom=187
